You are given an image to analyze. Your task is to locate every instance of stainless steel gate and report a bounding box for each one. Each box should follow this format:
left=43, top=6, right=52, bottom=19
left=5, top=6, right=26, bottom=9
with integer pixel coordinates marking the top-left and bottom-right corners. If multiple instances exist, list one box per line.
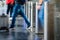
left=24, top=1, right=38, bottom=33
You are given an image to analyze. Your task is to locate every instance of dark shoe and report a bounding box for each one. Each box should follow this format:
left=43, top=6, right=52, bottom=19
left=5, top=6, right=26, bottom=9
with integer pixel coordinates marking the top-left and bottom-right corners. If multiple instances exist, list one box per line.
left=10, top=24, right=15, bottom=28
left=7, top=13, right=9, bottom=15
left=10, top=15, right=12, bottom=17
left=10, top=26, right=14, bottom=28
left=10, top=26, right=15, bottom=31
left=27, top=24, right=30, bottom=28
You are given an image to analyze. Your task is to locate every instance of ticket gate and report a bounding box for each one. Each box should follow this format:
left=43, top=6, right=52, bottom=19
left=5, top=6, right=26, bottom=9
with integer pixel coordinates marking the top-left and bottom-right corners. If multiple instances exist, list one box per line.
left=24, top=1, right=38, bottom=33
left=54, top=3, right=60, bottom=40
left=8, top=1, right=39, bottom=33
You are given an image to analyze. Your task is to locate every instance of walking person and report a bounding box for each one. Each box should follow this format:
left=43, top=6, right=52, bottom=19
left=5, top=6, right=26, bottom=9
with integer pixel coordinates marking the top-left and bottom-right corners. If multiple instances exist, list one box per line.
left=37, top=0, right=44, bottom=27
left=6, top=0, right=15, bottom=17
left=10, top=0, right=30, bottom=29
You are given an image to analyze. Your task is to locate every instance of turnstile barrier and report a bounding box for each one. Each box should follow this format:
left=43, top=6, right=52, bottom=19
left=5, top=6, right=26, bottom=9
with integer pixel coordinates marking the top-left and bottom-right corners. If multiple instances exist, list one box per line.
left=24, top=1, right=38, bottom=33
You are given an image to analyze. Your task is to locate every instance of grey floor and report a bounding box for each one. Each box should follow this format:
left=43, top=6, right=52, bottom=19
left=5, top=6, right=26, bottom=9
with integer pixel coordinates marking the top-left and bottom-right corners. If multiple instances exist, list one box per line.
left=0, top=27, right=44, bottom=40
left=0, top=16, right=44, bottom=40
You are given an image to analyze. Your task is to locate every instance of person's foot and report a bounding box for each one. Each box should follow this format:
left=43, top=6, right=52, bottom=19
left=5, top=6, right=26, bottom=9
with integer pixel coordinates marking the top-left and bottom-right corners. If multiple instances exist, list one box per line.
left=10, top=24, right=15, bottom=28
left=27, top=27, right=31, bottom=30
left=7, top=13, right=9, bottom=15
left=10, top=15, right=12, bottom=17
left=27, top=24, right=30, bottom=28
left=9, top=28, right=15, bottom=32
left=6, top=14, right=9, bottom=17
left=9, top=26, right=15, bottom=31
left=11, top=28, right=15, bottom=30
left=10, top=26, right=14, bottom=28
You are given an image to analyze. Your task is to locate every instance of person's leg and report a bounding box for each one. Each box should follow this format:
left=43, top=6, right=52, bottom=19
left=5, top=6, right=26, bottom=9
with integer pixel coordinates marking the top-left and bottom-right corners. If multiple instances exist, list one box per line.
left=10, top=4, right=19, bottom=28
left=6, top=4, right=10, bottom=14
left=10, top=4, right=15, bottom=17
left=19, top=5, right=30, bottom=28
left=39, top=4, right=44, bottom=27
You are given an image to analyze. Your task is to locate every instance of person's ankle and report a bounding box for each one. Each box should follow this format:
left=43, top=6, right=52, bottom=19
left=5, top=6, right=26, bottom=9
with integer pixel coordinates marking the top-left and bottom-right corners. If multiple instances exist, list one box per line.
left=27, top=24, right=30, bottom=28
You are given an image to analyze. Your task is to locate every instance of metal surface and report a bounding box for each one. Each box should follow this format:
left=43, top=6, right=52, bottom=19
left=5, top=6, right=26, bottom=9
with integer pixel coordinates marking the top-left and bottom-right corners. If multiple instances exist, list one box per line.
left=54, top=3, right=60, bottom=40
left=0, top=15, right=8, bottom=27
left=24, top=1, right=38, bottom=33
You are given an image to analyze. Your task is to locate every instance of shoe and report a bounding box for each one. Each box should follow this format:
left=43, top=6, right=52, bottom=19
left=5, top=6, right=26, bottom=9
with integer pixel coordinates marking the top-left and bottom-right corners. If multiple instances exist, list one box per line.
left=7, top=14, right=9, bottom=15
left=10, top=26, right=14, bottom=28
left=9, top=26, right=15, bottom=30
left=9, top=27, right=15, bottom=32
left=27, top=23, right=31, bottom=28
left=11, top=28, right=15, bottom=30
left=10, top=15, right=12, bottom=17
left=27, top=25, right=30, bottom=28
left=10, top=24, right=15, bottom=28
left=27, top=27, right=33, bottom=32
left=27, top=27, right=31, bottom=30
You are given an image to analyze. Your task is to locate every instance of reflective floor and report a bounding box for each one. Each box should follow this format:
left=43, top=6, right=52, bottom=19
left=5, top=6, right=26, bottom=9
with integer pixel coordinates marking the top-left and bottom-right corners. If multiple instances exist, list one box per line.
left=0, top=27, right=44, bottom=40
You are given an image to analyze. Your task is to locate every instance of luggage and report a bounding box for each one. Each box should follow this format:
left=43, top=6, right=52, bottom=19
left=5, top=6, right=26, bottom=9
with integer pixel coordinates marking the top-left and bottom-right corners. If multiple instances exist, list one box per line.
left=0, top=13, right=9, bottom=31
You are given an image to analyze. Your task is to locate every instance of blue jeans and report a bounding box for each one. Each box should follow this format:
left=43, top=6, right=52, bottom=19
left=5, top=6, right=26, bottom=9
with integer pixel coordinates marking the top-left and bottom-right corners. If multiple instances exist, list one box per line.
left=38, top=4, right=44, bottom=27
left=10, top=4, right=30, bottom=28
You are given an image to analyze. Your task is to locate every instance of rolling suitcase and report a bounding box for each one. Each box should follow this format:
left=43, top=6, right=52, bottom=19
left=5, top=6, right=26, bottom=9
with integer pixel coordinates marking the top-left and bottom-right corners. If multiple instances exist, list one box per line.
left=0, top=14, right=9, bottom=32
